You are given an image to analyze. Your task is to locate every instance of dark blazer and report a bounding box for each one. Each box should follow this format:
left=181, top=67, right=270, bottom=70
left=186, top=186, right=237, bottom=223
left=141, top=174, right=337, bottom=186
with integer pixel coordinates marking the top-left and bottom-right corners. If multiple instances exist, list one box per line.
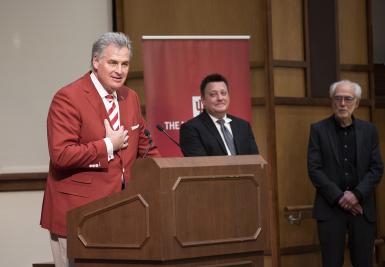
left=179, top=110, right=259, bottom=156
left=307, top=115, right=383, bottom=222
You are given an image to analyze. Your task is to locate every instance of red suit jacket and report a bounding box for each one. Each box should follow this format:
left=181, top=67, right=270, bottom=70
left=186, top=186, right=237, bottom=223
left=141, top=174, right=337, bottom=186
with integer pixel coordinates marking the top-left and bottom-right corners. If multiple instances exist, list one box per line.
left=40, top=73, right=160, bottom=236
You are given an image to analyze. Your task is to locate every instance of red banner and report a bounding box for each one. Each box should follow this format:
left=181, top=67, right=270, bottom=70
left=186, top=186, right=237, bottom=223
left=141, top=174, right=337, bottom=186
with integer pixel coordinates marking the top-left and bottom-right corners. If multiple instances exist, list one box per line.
left=142, top=36, right=251, bottom=156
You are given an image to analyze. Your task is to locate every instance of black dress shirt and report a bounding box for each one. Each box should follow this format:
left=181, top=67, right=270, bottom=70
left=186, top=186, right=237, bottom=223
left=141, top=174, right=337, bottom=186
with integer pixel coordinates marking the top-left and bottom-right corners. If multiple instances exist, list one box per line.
left=334, top=116, right=362, bottom=202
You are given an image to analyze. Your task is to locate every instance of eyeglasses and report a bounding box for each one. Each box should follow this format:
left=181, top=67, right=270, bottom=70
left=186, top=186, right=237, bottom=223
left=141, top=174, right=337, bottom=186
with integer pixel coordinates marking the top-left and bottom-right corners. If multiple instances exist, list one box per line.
left=333, top=96, right=356, bottom=104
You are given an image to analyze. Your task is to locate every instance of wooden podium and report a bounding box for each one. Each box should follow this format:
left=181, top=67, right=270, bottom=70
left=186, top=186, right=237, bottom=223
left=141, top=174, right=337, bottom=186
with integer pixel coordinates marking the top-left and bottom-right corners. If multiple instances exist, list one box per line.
left=67, top=155, right=269, bottom=267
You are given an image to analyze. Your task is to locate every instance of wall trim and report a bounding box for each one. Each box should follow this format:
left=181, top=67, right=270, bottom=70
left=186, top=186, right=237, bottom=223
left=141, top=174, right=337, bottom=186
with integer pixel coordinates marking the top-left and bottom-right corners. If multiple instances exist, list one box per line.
left=0, top=172, right=47, bottom=192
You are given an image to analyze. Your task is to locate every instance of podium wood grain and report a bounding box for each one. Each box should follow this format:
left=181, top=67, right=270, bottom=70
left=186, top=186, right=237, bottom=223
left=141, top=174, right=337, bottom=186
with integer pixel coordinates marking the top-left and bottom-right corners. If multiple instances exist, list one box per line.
left=67, top=155, right=269, bottom=266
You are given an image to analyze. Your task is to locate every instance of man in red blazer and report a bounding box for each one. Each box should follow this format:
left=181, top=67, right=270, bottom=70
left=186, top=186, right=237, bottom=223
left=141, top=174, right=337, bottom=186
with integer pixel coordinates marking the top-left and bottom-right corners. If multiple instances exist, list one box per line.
left=40, top=32, right=160, bottom=267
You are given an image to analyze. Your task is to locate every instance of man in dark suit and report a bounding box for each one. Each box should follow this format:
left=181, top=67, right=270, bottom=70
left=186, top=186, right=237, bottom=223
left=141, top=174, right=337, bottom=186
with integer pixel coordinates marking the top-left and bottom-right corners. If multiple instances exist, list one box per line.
left=179, top=73, right=258, bottom=156
left=40, top=32, right=160, bottom=267
left=307, top=80, right=383, bottom=267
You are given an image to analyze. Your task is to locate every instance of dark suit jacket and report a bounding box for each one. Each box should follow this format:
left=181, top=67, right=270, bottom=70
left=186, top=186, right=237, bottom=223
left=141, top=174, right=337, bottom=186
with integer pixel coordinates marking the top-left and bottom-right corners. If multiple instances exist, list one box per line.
left=40, top=73, right=160, bottom=236
left=179, top=110, right=259, bottom=156
left=307, top=115, right=383, bottom=222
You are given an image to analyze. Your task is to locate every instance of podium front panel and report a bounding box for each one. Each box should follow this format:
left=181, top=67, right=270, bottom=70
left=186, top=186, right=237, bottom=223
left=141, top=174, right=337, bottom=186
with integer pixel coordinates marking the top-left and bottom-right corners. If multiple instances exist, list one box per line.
left=68, top=156, right=269, bottom=264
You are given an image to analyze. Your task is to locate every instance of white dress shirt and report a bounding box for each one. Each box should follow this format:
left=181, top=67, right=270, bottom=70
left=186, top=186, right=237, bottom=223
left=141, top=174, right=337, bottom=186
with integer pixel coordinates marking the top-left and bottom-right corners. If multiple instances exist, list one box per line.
left=90, top=72, right=120, bottom=161
left=207, top=113, right=233, bottom=156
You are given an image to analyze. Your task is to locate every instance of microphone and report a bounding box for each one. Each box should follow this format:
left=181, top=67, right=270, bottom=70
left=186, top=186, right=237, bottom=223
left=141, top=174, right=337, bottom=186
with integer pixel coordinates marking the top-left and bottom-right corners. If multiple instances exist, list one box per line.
left=144, top=129, right=153, bottom=146
left=156, top=124, right=181, bottom=147
left=142, top=129, right=153, bottom=158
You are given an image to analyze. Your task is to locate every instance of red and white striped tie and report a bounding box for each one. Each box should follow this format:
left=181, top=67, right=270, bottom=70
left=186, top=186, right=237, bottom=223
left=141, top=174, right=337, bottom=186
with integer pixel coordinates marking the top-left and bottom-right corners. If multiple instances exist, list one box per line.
left=106, top=95, right=119, bottom=130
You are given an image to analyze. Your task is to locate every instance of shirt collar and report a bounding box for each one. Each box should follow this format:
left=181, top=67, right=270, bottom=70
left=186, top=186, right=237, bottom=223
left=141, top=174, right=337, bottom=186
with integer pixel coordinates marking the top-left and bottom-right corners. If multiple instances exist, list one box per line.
left=333, top=114, right=355, bottom=130
left=206, top=111, right=232, bottom=124
left=90, top=72, right=117, bottom=99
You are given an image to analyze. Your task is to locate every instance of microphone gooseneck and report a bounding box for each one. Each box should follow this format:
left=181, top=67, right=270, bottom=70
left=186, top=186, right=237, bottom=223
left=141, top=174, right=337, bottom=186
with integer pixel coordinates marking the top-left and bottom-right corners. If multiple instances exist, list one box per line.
left=156, top=124, right=181, bottom=147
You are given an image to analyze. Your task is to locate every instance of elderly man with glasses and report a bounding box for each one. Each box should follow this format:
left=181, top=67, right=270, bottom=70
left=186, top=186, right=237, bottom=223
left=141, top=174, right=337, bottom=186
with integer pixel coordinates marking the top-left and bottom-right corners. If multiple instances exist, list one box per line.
left=307, top=80, right=383, bottom=267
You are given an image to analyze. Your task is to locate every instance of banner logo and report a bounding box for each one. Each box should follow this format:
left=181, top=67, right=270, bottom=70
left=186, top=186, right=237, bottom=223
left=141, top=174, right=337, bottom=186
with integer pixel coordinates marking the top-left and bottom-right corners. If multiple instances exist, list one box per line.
left=192, top=96, right=203, bottom=117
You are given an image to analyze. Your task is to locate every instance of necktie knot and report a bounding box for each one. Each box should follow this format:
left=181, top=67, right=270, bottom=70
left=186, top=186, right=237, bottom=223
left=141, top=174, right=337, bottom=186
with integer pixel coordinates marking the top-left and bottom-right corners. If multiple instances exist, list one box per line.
left=216, top=118, right=225, bottom=126
left=106, top=94, right=114, bottom=103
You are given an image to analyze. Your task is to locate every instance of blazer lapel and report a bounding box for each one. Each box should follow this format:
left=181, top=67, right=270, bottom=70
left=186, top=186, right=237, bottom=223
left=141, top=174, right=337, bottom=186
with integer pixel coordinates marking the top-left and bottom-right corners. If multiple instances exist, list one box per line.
left=201, top=111, right=227, bottom=154
left=229, top=116, right=240, bottom=153
left=82, top=74, right=108, bottom=120
left=326, top=116, right=341, bottom=166
left=116, top=89, right=128, bottom=128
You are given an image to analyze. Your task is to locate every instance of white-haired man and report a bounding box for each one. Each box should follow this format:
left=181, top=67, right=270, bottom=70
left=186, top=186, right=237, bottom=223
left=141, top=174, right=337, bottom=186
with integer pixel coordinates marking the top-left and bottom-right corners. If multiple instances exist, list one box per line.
left=307, top=80, right=383, bottom=267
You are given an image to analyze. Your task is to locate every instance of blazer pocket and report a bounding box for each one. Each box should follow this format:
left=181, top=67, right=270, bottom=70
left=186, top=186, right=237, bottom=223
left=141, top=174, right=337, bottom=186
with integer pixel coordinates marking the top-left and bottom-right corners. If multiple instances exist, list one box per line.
left=70, top=172, right=93, bottom=184
left=56, top=172, right=97, bottom=197
left=131, top=124, right=140, bottom=130
left=56, top=180, right=90, bottom=198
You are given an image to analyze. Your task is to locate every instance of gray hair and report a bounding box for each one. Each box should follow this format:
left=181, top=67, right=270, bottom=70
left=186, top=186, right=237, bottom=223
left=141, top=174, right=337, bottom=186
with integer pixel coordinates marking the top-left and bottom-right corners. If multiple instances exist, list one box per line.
left=90, top=32, right=132, bottom=71
left=329, top=80, right=362, bottom=99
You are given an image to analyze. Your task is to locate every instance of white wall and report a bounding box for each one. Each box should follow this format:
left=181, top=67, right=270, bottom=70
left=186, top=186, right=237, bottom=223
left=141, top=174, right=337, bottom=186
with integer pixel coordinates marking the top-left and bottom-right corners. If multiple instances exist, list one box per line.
left=0, top=0, right=112, bottom=173
left=0, top=191, right=51, bottom=267
left=0, top=0, right=112, bottom=266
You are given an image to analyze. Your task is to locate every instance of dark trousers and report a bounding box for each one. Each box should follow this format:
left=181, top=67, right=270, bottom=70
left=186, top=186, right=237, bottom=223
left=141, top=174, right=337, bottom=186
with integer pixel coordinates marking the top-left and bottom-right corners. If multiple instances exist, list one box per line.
left=317, top=211, right=375, bottom=267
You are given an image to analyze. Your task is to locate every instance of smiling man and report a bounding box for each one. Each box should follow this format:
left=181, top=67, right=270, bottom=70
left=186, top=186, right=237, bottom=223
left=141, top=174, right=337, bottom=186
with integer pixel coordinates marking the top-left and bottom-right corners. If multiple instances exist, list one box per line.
left=307, top=80, right=383, bottom=267
left=40, top=32, right=160, bottom=267
left=179, top=73, right=259, bottom=156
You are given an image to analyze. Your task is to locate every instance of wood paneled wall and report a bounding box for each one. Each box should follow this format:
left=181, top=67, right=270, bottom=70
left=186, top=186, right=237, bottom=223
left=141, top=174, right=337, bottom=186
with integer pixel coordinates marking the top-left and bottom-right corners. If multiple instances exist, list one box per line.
left=338, top=0, right=371, bottom=100
left=273, top=68, right=305, bottom=97
left=118, top=0, right=266, bottom=71
left=338, top=0, right=368, bottom=65
left=275, top=106, right=326, bottom=247
left=271, top=0, right=304, bottom=61
left=268, top=0, right=382, bottom=266
left=115, top=0, right=384, bottom=266
left=117, top=0, right=267, bottom=104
